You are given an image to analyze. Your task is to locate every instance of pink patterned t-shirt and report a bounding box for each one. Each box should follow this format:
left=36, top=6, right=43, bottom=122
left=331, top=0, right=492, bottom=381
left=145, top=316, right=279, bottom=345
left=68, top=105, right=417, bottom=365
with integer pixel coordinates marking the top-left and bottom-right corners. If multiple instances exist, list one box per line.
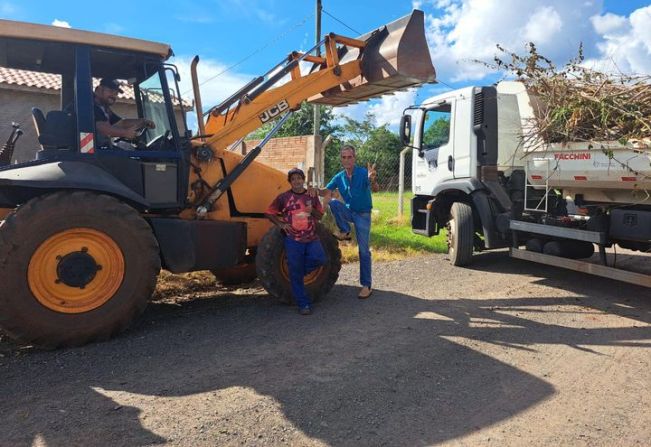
left=266, top=190, right=323, bottom=242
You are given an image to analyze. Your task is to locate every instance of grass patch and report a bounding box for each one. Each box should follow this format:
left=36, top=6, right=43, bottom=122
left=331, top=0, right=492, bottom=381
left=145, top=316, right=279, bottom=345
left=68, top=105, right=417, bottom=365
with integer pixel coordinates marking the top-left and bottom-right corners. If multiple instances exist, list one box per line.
left=324, top=192, right=448, bottom=262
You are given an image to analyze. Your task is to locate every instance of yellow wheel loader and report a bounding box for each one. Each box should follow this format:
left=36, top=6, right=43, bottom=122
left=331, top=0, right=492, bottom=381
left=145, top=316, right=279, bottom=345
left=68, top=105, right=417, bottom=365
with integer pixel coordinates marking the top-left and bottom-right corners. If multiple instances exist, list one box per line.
left=0, top=11, right=435, bottom=347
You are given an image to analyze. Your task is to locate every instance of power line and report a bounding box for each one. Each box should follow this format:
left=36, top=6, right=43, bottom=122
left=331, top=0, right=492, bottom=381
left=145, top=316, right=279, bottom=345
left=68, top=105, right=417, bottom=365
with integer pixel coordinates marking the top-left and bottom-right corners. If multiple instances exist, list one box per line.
left=181, top=12, right=312, bottom=97
left=322, top=8, right=361, bottom=35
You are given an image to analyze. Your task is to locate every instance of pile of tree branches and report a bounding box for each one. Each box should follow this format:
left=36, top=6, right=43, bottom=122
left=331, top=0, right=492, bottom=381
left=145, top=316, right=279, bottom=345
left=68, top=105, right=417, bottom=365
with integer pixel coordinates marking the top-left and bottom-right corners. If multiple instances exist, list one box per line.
left=488, top=43, right=651, bottom=144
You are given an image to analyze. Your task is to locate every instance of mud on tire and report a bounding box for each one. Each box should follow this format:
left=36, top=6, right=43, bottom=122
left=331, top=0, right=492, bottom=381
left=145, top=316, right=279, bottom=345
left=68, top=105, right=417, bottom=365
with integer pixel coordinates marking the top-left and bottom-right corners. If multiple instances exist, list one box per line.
left=0, top=191, right=160, bottom=348
left=255, top=224, right=341, bottom=304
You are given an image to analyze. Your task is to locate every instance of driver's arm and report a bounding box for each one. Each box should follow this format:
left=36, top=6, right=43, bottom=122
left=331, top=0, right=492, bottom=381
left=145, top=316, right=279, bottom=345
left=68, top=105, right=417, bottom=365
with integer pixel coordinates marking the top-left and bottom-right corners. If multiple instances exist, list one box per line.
left=96, top=121, right=139, bottom=139
left=115, top=118, right=155, bottom=130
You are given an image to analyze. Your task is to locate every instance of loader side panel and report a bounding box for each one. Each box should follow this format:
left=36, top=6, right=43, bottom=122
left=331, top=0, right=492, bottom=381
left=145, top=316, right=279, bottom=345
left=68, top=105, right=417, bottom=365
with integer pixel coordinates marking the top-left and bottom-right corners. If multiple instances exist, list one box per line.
left=0, top=160, right=149, bottom=208
left=149, top=218, right=247, bottom=274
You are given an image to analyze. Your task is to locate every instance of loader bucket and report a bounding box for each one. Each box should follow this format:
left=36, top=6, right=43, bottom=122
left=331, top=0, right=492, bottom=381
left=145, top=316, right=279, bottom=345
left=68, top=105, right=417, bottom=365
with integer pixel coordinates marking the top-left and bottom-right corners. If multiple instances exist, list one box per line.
left=309, top=10, right=436, bottom=106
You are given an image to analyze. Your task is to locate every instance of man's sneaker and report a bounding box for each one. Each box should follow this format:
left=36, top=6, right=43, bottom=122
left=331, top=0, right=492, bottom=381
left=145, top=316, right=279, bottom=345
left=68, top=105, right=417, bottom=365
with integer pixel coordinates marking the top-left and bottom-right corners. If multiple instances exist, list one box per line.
left=299, top=307, right=313, bottom=315
left=333, top=231, right=352, bottom=241
left=358, top=286, right=372, bottom=299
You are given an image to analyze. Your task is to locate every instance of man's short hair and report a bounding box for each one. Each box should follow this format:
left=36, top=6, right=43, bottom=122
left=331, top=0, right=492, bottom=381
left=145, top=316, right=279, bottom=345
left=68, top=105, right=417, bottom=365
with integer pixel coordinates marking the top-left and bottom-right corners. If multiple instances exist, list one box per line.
left=340, top=144, right=356, bottom=156
left=287, top=167, right=305, bottom=181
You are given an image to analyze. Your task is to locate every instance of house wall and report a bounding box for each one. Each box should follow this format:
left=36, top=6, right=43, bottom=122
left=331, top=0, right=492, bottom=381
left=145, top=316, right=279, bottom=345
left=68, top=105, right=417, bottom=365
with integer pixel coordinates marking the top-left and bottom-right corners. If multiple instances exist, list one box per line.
left=0, top=86, right=187, bottom=164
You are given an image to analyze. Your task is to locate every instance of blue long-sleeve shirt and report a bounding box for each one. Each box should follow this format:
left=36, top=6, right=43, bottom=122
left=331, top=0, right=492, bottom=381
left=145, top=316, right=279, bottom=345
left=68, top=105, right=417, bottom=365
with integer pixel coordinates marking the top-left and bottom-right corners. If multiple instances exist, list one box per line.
left=326, top=165, right=373, bottom=212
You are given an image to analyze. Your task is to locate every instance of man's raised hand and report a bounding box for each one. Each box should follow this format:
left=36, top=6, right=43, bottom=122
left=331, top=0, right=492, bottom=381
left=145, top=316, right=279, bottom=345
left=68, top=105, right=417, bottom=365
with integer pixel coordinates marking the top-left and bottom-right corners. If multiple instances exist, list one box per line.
left=367, top=162, right=377, bottom=182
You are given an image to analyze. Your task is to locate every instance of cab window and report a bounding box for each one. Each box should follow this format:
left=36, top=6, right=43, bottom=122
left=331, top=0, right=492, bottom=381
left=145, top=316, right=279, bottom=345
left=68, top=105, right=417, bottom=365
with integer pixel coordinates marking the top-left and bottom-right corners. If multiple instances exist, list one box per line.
left=138, top=72, right=173, bottom=144
left=422, top=103, right=451, bottom=150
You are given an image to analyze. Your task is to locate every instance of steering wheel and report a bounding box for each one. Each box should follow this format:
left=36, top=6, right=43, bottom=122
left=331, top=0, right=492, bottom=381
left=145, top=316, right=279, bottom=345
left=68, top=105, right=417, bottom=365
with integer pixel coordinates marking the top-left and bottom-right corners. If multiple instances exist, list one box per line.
left=146, top=130, right=172, bottom=150
left=113, top=126, right=148, bottom=149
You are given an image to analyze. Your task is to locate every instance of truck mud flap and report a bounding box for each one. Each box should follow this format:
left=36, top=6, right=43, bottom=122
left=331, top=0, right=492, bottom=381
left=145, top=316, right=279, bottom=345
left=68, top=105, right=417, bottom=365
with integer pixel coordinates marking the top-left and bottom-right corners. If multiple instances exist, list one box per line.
left=471, top=191, right=508, bottom=250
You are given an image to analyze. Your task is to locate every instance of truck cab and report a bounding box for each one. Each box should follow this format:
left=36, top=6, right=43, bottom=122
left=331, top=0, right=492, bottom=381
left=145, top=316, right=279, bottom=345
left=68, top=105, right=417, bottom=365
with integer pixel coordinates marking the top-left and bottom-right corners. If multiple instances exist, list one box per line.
left=401, top=81, right=651, bottom=287
left=402, top=85, right=510, bottom=258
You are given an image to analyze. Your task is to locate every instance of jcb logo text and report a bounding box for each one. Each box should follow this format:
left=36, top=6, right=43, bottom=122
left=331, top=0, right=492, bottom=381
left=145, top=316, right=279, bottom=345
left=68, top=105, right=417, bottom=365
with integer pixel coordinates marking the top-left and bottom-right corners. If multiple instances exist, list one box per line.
left=259, top=99, right=289, bottom=123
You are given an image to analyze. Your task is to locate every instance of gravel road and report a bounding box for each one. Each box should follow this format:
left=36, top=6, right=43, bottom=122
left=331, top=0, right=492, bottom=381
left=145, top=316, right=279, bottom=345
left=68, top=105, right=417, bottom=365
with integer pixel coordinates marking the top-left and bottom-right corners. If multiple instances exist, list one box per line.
left=1, top=250, right=650, bottom=446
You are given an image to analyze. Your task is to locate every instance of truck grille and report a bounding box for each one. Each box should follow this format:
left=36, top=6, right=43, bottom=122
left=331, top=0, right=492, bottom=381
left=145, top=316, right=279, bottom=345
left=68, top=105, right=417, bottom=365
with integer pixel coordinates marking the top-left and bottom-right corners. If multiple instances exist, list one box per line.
left=473, top=91, right=484, bottom=126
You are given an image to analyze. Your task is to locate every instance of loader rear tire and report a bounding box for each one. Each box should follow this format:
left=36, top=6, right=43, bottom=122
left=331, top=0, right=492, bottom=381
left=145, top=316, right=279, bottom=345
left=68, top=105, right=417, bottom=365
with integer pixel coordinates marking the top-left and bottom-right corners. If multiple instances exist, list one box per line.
left=446, top=202, right=474, bottom=266
left=256, top=224, right=341, bottom=305
left=0, top=191, right=160, bottom=348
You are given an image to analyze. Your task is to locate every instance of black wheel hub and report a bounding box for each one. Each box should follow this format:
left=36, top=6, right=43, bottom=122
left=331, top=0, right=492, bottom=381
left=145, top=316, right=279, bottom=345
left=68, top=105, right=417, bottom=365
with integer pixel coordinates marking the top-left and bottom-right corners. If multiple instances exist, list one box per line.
left=56, top=248, right=102, bottom=288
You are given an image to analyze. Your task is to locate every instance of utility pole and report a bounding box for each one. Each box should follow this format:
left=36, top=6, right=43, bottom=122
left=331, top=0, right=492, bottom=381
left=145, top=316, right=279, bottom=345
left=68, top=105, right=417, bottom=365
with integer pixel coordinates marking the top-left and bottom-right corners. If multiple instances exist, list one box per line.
left=313, top=0, right=322, bottom=186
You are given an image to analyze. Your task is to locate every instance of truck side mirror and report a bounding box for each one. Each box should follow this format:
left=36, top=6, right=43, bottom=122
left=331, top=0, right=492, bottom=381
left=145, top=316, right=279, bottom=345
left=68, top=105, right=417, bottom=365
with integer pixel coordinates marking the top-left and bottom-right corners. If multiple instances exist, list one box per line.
left=399, top=114, right=412, bottom=146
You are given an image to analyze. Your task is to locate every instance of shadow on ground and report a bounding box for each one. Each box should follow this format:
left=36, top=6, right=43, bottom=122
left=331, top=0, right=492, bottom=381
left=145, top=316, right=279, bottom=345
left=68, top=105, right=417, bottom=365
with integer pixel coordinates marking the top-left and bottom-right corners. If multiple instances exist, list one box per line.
left=1, top=254, right=650, bottom=446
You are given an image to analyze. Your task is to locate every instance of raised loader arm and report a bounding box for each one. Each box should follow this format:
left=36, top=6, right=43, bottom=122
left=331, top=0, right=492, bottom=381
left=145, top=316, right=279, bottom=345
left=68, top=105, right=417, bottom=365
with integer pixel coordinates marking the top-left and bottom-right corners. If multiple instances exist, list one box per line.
left=198, top=10, right=435, bottom=149
left=186, top=10, right=435, bottom=218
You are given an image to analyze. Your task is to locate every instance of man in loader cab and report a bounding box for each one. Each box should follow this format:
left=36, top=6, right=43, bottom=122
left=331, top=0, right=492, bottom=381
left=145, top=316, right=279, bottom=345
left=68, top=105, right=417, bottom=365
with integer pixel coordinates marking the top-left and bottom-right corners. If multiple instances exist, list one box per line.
left=94, top=78, right=155, bottom=147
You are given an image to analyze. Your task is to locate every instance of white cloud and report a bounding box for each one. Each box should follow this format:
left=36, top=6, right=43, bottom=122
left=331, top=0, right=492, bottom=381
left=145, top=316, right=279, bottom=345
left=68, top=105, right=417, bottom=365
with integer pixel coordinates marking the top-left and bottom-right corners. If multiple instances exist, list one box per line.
left=368, top=89, right=419, bottom=126
left=523, top=6, right=563, bottom=45
left=52, top=19, right=71, bottom=28
left=586, top=5, right=651, bottom=74
left=334, top=89, right=418, bottom=128
left=590, top=12, right=627, bottom=35
left=418, top=0, right=604, bottom=82
left=171, top=55, right=254, bottom=131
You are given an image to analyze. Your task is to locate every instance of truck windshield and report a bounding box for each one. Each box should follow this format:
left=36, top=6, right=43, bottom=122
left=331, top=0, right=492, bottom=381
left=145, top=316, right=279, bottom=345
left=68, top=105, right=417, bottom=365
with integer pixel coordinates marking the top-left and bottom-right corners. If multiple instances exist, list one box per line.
left=138, top=72, right=173, bottom=144
left=422, top=104, right=451, bottom=150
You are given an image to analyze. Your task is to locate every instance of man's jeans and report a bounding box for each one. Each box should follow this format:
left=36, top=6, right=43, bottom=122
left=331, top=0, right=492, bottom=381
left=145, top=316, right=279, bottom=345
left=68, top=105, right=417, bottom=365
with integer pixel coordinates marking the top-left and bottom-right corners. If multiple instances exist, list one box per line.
left=284, top=238, right=327, bottom=309
left=328, top=199, right=372, bottom=288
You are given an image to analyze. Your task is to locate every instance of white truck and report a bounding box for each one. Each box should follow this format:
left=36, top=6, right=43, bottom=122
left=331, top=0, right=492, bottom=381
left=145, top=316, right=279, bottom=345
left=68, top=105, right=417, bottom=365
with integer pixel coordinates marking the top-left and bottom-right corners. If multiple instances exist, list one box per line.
left=400, top=81, right=651, bottom=287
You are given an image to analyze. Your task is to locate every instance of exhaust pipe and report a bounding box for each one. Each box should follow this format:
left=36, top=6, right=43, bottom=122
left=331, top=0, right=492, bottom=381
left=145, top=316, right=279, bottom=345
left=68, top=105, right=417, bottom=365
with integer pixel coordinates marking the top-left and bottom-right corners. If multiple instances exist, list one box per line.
left=190, top=55, right=206, bottom=137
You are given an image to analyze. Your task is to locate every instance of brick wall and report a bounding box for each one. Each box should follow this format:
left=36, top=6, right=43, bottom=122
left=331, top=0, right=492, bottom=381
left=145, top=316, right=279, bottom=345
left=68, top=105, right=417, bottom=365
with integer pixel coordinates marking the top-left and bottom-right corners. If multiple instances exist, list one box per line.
left=238, top=135, right=322, bottom=184
left=0, top=85, right=187, bottom=164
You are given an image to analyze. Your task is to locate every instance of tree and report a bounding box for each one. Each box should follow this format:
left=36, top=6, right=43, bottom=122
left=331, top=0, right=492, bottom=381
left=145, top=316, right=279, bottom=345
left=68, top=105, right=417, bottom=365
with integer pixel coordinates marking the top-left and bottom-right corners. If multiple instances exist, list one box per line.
left=324, top=112, right=403, bottom=189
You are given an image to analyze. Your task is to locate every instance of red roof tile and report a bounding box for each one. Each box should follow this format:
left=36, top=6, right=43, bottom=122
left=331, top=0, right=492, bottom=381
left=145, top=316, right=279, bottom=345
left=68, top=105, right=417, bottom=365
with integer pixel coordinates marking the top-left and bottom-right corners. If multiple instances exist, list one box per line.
left=0, top=67, right=192, bottom=108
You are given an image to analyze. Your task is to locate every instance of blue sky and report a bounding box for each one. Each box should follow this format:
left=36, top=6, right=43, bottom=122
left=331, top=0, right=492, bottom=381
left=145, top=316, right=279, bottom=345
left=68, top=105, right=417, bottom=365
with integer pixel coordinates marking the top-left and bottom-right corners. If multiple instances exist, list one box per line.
left=3, top=0, right=650, bottom=128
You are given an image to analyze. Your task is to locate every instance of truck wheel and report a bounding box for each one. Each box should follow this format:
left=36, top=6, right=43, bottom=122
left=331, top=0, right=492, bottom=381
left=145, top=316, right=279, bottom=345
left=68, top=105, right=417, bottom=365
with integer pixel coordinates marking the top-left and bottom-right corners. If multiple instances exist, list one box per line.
left=0, top=192, right=160, bottom=348
left=447, top=202, right=474, bottom=266
left=256, top=224, right=341, bottom=304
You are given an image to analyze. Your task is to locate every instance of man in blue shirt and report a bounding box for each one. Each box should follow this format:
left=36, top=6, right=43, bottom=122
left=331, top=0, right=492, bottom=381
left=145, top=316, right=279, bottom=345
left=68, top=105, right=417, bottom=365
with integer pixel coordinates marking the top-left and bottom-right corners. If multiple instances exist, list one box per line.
left=316, top=144, right=379, bottom=299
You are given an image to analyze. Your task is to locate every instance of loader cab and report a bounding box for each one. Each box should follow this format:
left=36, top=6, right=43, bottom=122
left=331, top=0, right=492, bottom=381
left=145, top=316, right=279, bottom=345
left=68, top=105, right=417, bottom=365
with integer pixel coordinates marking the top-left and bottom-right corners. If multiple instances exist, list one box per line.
left=0, top=20, right=191, bottom=210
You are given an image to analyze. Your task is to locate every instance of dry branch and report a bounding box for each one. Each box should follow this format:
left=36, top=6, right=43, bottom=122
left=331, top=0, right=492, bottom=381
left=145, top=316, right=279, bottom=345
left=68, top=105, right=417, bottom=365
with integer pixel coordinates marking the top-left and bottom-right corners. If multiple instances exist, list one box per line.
left=483, top=43, right=651, bottom=144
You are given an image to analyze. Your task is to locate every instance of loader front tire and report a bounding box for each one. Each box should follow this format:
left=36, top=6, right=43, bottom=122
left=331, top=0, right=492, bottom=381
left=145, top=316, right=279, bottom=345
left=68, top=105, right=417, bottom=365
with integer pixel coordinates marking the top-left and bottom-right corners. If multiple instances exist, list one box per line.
left=0, top=192, right=160, bottom=348
left=447, top=202, right=474, bottom=266
left=256, top=224, right=341, bottom=305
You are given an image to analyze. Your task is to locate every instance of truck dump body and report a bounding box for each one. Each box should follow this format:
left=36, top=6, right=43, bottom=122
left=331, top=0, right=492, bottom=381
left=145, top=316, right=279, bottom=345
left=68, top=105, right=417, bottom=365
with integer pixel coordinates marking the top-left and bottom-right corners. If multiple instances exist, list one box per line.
left=496, top=81, right=651, bottom=205
left=526, top=141, right=651, bottom=205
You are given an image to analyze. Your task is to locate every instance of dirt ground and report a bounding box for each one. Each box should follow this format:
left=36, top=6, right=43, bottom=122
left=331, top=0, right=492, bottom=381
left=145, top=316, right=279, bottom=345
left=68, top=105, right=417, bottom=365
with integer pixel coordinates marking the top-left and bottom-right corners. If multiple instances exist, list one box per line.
left=1, top=250, right=650, bottom=447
